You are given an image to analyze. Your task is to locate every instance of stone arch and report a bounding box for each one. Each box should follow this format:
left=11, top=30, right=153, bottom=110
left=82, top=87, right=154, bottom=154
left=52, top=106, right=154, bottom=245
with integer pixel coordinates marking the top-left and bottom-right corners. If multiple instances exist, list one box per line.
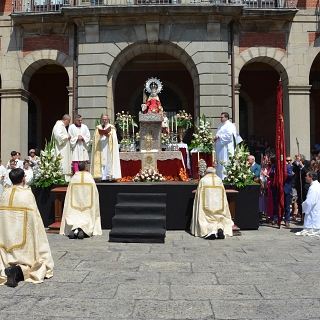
left=21, top=49, right=73, bottom=90
left=106, top=41, right=199, bottom=119
left=235, top=47, right=288, bottom=85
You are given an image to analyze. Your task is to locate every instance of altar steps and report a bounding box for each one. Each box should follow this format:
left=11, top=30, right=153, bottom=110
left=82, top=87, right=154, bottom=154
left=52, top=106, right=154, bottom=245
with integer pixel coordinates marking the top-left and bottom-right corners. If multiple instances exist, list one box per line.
left=109, top=193, right=166, bottom=243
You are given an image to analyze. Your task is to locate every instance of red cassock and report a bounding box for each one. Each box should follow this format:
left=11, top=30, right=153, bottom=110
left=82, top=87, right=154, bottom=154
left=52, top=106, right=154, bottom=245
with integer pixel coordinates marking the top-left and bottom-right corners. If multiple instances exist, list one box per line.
left=144, top=98, right=161, bottom=114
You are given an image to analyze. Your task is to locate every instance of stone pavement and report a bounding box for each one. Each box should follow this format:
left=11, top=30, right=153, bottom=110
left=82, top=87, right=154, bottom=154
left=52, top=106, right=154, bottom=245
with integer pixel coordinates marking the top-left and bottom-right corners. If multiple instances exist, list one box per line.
left=1, top=221, right=320, bottom=320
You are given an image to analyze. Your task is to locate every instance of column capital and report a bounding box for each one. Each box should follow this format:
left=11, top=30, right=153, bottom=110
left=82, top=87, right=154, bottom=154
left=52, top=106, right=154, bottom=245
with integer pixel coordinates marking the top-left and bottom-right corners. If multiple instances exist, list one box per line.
left=0, top=88, right=30, bottom=101
left=234, top=83, right=241, bottom=93
left=285, top=85, right=312, bottom=95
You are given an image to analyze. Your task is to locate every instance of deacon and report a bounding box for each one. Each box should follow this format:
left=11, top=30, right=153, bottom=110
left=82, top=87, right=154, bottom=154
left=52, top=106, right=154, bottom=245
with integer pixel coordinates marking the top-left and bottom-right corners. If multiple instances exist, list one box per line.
left=190, top=167, right=234, bottom=239
left=296, top=171, right=320, bottom=236
left=0, top=168, right=54, bottom=287
left=69, top=114, right=91, bottom=174
left=91, top=115, right=121, bottom=181
left=60, top=161, right=102, bottom=239
left=52, top=114, right=72, bottom=181
left=214, top=112, right=239, bottom=180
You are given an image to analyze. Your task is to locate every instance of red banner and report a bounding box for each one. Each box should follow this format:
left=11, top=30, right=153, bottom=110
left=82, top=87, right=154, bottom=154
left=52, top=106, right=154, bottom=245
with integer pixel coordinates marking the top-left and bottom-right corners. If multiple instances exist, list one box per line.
left=274, top=81, right=287, bottom=228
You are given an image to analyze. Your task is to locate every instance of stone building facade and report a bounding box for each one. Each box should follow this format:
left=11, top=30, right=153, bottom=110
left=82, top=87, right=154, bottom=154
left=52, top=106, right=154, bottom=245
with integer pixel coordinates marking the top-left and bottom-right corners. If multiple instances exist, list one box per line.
left=0, top=0, right=319, bottom=162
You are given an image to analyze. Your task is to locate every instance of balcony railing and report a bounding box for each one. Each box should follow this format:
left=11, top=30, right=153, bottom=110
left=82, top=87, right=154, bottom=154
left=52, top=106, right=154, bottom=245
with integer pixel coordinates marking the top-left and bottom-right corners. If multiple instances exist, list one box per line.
left=12, top=0, right=296, bottom=13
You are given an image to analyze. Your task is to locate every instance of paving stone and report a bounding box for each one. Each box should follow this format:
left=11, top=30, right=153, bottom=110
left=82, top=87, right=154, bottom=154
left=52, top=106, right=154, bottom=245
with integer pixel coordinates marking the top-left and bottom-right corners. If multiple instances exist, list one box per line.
left=49, top=270, right=90, bottom=283
left=118, top=253, right=173, bottom=263
left=0, top=296, right=38, bottom=314
left=115, top=284, right=169, bottom=300
left=159, top=271, right=218, bottom=285
left=133, top=300, right=213, bottom=319
left=83, top=271, right=160, bottom=284
left=31, top=297, right=135, bottom=318
left=210, top=298, right=320, bottom=319
left=15, top=282, right=118, bottom=299
left=171, top=284, right=262, bottom=300
left=139, top=261, right=192, bottom=272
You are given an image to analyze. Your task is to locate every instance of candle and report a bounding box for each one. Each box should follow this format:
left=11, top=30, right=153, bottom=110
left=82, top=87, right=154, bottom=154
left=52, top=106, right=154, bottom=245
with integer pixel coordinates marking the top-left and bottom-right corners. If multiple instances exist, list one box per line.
left=175, top=116, right=177, bottom=133
left=132, top=119, right=134, bottom=134
left=171, top=117, right=173, bottom=132
left=127, top=118, right=129, bottom=134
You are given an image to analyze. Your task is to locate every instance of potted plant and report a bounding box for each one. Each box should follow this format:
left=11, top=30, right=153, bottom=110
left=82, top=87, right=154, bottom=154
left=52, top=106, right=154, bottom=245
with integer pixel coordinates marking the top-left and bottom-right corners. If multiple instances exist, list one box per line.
left=221, top=141, right=260, bottom=230
left=31, top=138, right=67, bottom=227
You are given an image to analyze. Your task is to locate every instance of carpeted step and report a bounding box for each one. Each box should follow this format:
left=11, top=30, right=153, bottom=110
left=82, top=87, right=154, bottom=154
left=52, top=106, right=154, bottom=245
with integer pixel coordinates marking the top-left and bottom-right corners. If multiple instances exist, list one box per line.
left=109, top=227, right=166, bottom=243
left=112, top=214, right=166, bottom=229
left=117, top=193, right=166, bottom=205
left=115, top=203, right=166, bottom=215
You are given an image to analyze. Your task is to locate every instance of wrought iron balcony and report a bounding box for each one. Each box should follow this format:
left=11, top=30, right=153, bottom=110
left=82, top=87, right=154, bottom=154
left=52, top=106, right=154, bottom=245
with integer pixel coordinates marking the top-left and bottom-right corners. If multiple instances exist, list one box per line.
left=12, top=0, right=296, bottom=13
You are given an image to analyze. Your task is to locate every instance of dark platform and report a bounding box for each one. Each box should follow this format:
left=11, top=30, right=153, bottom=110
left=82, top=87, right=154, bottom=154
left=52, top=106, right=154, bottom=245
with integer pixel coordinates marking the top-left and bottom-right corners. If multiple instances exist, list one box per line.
left=98, top=181, right=196, bottom=230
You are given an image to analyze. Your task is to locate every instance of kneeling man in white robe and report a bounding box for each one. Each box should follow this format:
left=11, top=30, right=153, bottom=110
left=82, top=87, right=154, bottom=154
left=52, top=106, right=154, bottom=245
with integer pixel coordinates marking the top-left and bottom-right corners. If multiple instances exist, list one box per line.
left=190, top=167, right=234, bottom=239
left=60, top=161, right=102, bottom=239
left=296, top=171, right=320, bottom=236
left=0, top=168, right=54, bottom=287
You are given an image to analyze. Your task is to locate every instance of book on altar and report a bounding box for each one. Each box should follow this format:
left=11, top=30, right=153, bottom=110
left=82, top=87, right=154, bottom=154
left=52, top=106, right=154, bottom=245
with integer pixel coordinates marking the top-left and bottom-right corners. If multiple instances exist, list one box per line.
left=98, top=127, right=111, bottom=135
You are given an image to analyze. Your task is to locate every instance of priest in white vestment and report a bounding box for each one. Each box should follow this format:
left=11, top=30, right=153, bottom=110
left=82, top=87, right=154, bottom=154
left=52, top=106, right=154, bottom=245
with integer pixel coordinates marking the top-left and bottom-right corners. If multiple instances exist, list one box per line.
left=296, top=171, right=320, bottom=236
left=0, top=168, right=54, bottom=287
left=91, top=115, right=121, bottom=180
left=60, top=161, right=102, bottom=239
left=190, top=167, right=233, bottom=239
left=69, top=114, right=91, bottom=174
left=52, top=114, right=72, bottom=182
left=214, top=112, right=241, bottom=180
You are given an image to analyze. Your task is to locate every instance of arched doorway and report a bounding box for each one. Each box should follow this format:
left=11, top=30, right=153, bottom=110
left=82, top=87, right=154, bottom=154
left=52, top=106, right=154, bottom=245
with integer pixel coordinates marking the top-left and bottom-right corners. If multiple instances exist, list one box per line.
left=28, top=64, right=69, bottom=148
left=115, top=52, right=194, bottom=143
left=309, top=54, right=320, bottom=147
left=239, top=61, right=280, bottom=160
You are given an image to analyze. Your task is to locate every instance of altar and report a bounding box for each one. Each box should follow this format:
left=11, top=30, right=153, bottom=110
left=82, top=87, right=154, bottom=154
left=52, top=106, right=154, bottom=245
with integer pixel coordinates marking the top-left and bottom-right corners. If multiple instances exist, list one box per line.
left=120, top=151, right=189, bottom=181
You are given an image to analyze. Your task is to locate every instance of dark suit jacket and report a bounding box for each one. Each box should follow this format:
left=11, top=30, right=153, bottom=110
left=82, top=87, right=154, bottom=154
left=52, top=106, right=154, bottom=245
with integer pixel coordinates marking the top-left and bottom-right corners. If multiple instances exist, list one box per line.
left=284, top=164, right=293, bottom=194
left=250, top=163, right=261, bottom=178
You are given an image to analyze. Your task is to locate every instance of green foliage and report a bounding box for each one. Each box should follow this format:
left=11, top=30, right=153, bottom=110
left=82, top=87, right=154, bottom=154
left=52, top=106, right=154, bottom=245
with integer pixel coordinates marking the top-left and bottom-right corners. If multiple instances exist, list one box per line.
left=175, top=110, right=193, bottom=129
left=221, top=141, right=255, bottom=188
left=31, top=138, right=67, bottom=188
left=189, top=114, right=214, bottom=153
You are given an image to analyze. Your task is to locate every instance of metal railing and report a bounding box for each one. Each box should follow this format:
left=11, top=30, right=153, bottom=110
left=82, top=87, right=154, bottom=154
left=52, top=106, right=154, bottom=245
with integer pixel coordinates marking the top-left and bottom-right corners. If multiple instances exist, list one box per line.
left=12, top=0, right=295, bottom=13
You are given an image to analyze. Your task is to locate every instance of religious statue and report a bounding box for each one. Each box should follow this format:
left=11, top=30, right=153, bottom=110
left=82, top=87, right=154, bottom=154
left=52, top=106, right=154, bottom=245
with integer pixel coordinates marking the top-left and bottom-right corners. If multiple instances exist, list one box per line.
left=141, top=78, right=163, bottom=115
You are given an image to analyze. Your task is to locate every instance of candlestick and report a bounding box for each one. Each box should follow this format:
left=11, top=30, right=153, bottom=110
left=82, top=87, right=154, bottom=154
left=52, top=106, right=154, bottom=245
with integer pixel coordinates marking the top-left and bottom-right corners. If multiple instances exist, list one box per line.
left=212, top=150, right=215, bottom=166
left=132, top=119, right=134, bottom=134
left=198, top=151, right=200, bottom=163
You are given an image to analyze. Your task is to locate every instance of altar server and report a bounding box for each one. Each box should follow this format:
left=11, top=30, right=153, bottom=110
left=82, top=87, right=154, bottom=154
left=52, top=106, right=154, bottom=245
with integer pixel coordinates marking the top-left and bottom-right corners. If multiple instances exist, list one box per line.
left=60, top=161, right=102, bottom=239
left=190, top=167, right=233, bottom=239
left=91, top=115, right=121, bottom=180
left=296, top=171, right=320, bottom=236
left=69, top=115, right=91, bottom=174
left=0, top=168, right=54, bottom=287
left=52, top=114, right=72, bottom=181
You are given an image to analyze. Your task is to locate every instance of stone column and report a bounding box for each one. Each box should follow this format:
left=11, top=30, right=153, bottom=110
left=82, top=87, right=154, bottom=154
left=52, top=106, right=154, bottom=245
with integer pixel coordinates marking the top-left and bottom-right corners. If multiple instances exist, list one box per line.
left=283, top=85, right=311, bottom=157
left=67, top=86, right=73, bottom=120
left=0, top=88, right=30, bottom=162
left=234, top=83, right=241, bottom=132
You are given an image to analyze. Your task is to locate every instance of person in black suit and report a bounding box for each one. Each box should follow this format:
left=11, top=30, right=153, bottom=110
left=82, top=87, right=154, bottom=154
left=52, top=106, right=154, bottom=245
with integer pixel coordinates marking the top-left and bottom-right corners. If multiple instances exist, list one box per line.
left=292, top=154, right=311, bottom=222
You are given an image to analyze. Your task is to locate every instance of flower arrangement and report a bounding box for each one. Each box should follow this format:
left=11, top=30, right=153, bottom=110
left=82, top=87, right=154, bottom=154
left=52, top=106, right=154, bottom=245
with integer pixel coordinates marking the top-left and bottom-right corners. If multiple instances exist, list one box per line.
left=189, top=115, right=214, bottom=153
left=114, top=111, right=138, bottom=133
left=32, top=138, right=67, bottom=188
left=221, top=141, right=255, bottom=188
left=175, top=110, right=193, bottom=129
left=161, top=133, right=170, bottom=146
left=132, top=169, right=166, bottom=182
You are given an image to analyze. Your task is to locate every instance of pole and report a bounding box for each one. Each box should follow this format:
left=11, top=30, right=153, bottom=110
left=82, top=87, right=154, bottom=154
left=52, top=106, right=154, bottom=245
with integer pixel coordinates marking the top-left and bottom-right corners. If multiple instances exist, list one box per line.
left=296, top=138, right=303, bottom=223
